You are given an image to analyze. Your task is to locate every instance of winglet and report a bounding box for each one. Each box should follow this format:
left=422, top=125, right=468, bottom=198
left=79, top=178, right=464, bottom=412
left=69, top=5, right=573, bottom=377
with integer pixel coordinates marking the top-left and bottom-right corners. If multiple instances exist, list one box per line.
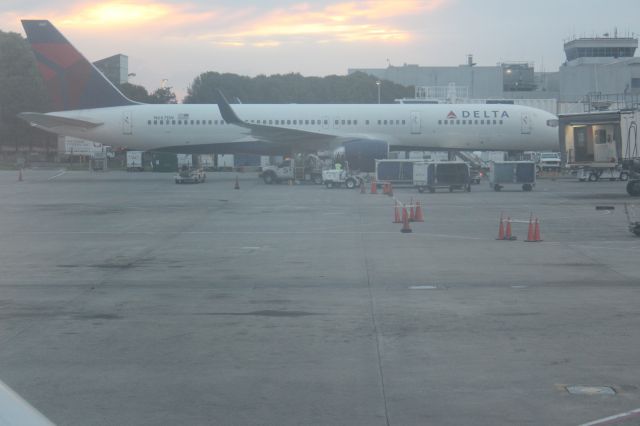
left=215, top=89, right=243, bottom=125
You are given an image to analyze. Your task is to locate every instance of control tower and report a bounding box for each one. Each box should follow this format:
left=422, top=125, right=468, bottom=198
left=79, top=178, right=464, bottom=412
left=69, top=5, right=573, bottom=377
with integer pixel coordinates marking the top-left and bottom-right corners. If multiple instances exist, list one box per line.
left=564, top=34, right=637, bottom=62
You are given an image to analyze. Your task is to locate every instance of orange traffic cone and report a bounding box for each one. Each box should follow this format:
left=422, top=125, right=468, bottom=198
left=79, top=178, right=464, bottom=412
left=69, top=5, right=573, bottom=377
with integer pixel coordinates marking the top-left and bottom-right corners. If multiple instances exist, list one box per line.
left=525, top=215, right=535, bottom=242
left=409, top=198, right=415, bottom=222
left=505, top=217, right=516, bottom=240
left=18, top=169, right=23, bottom=182
left=401, top=207, right=412, bottom=233
left=414, top=201, right=424, bottom=222
left=533, top=218, right=542, bottom=242
left=496, top=213, right=505, bottom=240
left=370, top=179, right=377, bottom=194
left=234, top=175, right=240, bottom=189
left=393, top=202, right=402, bottom=223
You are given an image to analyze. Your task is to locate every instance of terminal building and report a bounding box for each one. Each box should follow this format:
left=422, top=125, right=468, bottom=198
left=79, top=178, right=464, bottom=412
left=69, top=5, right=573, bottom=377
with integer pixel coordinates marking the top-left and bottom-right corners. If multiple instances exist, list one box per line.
left=93, top=54, right=129, bottom=85
left=349, top=32, right=640, bottom=114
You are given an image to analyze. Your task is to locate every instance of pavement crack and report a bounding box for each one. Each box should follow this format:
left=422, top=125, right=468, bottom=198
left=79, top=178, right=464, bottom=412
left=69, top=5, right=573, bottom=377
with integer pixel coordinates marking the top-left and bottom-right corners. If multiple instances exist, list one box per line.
left=359, top=201, right=391, bottom=426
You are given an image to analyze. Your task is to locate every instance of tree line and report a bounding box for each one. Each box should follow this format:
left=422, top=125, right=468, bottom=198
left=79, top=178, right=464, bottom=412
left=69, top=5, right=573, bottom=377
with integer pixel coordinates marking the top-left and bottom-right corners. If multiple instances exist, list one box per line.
left=0, top=28, right=413, bottom=155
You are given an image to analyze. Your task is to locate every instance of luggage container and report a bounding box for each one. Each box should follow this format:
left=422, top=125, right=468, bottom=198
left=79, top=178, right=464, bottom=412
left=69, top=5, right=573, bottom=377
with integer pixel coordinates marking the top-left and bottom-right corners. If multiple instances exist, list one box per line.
left=375, top=159, right=421, bottom=186
left=489, top=161, right=536, bottom=191
left=413, top=161, right=471, bottom=193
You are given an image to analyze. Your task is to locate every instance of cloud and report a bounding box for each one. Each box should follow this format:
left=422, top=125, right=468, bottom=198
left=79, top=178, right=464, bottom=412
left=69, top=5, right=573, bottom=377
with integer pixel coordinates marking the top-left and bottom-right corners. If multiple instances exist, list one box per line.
left=9, top=1, right=215, bottom=32
left=193, top=0, right=449, bottom=47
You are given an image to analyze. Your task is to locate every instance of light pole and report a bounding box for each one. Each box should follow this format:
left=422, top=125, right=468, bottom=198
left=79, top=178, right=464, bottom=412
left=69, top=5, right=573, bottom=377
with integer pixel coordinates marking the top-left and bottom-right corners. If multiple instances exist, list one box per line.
left=376, top=80, right=381, bottom=104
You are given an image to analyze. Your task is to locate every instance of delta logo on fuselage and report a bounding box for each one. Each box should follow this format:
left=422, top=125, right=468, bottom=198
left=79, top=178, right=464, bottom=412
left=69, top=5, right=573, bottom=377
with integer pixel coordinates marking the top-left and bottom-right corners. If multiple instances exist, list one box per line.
left=446, top=110, right=510, bottom=120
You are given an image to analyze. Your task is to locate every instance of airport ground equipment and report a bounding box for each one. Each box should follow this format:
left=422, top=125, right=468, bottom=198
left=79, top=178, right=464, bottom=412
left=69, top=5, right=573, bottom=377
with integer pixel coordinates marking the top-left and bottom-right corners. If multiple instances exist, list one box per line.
left=126, top=150, right=144, bottom=171
left=321, top=169, right=362, bottom=189
left=624, top=203, right=640, bottom=236
left=537, top=152, right=562, bottom=172
left=260, top=154, right=324, bottom=185
left=375, top=159, right=422, bottom=187
left=623, top=159, right=640, bottom=196
left=489, top=161, right=536, bottom=191
left=576, top=166, right=629, bottom=182
left=413, top=161, right=471, bottom=193
left=174, top=166, right=206, bottom=184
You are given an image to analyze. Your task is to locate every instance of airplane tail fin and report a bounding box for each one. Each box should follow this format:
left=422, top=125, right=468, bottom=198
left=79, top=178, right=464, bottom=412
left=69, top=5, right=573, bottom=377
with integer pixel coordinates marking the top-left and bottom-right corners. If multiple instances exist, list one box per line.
left=21, top=20, right=137, bottom=111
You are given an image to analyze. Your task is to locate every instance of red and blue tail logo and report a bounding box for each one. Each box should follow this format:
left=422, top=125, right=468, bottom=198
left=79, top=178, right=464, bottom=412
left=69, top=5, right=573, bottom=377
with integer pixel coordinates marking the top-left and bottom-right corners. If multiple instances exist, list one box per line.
left=22, top=20, right=135, bottom=111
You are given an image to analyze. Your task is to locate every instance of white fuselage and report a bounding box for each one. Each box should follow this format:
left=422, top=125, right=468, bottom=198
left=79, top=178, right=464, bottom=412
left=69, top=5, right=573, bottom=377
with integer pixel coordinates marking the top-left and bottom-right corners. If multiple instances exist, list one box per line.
left=48, top=103, right=559, bottom=152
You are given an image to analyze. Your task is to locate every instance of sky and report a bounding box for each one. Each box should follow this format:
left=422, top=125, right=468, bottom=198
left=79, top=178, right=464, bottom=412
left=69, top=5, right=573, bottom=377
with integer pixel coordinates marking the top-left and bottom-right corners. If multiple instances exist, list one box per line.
left=1, top=0, right=639, bottom=101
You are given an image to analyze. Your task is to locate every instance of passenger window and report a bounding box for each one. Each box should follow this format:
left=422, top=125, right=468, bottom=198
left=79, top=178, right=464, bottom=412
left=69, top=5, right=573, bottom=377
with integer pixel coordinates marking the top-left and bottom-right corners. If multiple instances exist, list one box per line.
left=160, top=120, right=164, bottom=125
left=493, top=120, right=497, bottom=125
left=354, top=120, right=358, bottom=125
left=499, top=120, right=503, bottom=125
left=378, top=120, right=381, bottom=125
left=366, top=120, right=369, bottom=125
left=209, top=120, right=212, bottom=125
left=335, top=120, right=339, bottom=125
left=147, top=120, right=151, bottom=125
left=171, top=120, right=175, bottom=125
left=438, top=120, right=442, bottom=125
left=456, top=120, right=460, bottom=125
left=154, top=120, right=157, bottom=125
left=475, top=120, right=478, bottom=124
left=402, top=120, right=405, bottom=125
left=384, top=120, right=387, bottom=125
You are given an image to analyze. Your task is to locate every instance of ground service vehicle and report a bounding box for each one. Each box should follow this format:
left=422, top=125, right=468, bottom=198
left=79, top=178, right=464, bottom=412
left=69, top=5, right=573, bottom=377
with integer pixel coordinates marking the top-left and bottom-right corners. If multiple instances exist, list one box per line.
left=126, top=151, right=144, bottom=171
left=260, top=155, right=324, bottom=184
left=413, top=162, right=471, bottom=193
left=321, top=169, right=363, bottom=189
left=537, top=152, right=561, bottom=172
left=577, top=167, right=628, bottom=182
left=175, top=166, right=206, bottom=184
left=624, top=159, right=640, bottom=196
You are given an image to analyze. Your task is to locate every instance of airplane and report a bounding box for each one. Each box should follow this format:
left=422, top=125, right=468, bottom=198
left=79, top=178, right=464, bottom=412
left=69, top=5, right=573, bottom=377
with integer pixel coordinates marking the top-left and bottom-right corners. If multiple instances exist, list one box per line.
left=0, top=379, right=54, bottom=425
left=18, top=20, right=560, bottom=166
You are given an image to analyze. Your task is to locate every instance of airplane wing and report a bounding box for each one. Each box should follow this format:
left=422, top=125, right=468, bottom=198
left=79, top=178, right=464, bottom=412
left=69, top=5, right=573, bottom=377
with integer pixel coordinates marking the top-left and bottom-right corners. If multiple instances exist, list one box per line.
left=0, top=380, right=54, bottom=426
left=215, top=90, right=339, bottom=151
left=18, top=112, right=103, bottom=131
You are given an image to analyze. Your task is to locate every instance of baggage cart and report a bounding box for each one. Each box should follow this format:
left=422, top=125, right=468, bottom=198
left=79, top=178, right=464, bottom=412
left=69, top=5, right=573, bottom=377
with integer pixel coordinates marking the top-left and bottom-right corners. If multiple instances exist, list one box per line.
left=489, top=161, right=536, bottom=191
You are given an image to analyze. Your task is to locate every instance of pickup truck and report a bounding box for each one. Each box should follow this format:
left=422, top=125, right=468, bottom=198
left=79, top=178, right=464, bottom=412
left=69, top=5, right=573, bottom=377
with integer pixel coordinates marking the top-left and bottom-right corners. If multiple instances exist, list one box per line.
left=175, top=166, right=206, bottom=184
left=537, top=152, right=561, bottom=172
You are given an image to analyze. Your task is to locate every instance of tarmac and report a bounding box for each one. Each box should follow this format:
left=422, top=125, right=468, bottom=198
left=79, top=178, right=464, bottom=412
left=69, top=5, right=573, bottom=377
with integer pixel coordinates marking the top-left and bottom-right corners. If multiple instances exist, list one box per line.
left=1, top=169, right=639, bottom=426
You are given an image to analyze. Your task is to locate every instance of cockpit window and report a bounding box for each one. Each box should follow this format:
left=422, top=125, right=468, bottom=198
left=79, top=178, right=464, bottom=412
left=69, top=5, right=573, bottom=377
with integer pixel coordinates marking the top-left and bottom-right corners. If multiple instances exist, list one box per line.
left=546, top=119, right=559, bottom=127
